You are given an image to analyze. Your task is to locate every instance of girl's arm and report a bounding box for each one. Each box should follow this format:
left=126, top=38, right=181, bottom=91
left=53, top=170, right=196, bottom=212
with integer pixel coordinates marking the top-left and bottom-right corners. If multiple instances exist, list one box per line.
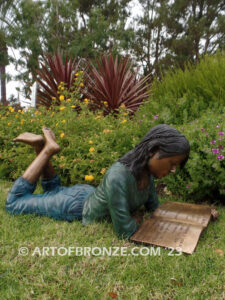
left=105, top=174, right=138, bottom=239
left=145, top=176, right=160, bottom=212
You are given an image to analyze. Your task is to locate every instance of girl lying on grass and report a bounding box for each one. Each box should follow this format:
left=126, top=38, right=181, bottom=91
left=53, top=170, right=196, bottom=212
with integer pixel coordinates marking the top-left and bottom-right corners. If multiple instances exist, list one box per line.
left=5, top=124, right=218, bottom=238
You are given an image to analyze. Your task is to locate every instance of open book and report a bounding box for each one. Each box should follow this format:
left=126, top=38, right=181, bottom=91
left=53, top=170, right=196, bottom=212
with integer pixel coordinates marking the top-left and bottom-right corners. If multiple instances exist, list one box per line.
left=130, top=201, right=212, bottom=254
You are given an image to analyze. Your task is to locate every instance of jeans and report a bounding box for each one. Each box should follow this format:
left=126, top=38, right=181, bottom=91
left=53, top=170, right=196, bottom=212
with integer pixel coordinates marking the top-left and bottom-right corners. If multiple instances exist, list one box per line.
left=6, top=175, right=96, bottom=222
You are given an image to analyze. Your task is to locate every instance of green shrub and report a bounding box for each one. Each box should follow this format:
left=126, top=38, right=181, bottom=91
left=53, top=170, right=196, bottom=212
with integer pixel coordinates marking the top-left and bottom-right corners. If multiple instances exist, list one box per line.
left=137, top=52, right=225, bottom=124
left=0, top=97, right=224, bottom=203
left=161, top=110, right=225, bottom=202
left=0, top=101, right=148, bottom=186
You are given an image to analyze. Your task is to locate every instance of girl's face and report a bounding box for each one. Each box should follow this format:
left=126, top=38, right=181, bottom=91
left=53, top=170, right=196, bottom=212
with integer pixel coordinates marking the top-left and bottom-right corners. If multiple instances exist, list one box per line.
left=147, top=152, right=187, bottom=179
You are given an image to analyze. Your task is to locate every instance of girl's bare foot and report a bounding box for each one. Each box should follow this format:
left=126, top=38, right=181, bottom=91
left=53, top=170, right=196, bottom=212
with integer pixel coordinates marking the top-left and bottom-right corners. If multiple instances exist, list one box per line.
left=42, top=127, right=60, bottom=155
left=13, top=133, right=44, bottom=150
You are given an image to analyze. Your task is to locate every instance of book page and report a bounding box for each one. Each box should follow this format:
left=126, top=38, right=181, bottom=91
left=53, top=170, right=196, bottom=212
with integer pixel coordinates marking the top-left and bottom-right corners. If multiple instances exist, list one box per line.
left=131, top=217, right=204, bottom=254
left=152, top=201, right=212, bottom=227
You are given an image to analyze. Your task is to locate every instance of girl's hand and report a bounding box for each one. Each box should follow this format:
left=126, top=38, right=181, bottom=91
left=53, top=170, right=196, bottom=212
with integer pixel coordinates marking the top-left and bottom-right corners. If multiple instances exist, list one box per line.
left=211, top=208, right=219, bottom=221
left=133, top=215, right=143, bottom=224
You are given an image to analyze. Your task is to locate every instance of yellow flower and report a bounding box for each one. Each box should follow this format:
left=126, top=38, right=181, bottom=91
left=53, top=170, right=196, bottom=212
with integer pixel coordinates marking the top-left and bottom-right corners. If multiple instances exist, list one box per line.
left=80, top=70, right=84, bottom=74
left=75, top=72, right=79, bottom=77
left=103, top=129, right=113, bottom=133
left=103, top=101, right=108, bottom=106
left=123, top=112, right=128, bottom=116
left=89, top=140, right=93, bottom=144
left=35, top=111, right=39, bottom=115
left=56, top=123, right=58, bottom=127
left=84, top=98, right=89, bottom=104
left=53, top=155, right=57, bottom=160
left=94, top=116, right=101, bottom=120
left=8, top=122, right=11, bottom=126
left=61, top=120, right=66, bottom=124
left=89, top=147, right=95, bottom=153
left=71, top=105, right=76, bottom=108
left=100, top=168, right=106, bottom=175
left=121, top=119, right=127, bottom=124
left=16, top=115, right=19, bottom=118
left=8, top=106, right=14, bottom=112
left=50, top=112, right=55, bottom=117
left=21, top=119, right=25, bottom=125
left=120, top=104, right=126, bottom=109
left=60, top=133, right=65, bottom=138
left=59, top=95, right=64, bottom=101
left=18, top=109, right=21, bottom=113
left=66, top=98, right=71, bottom=102
left=52, top=97, right=56, bottom=100
left=60, top=87, right=65, bottom=91
left=59, top=106, right=65, bottom=111
left=80, top=83, right=84, bottom=87
left=85, top=175, right=94, bottom=181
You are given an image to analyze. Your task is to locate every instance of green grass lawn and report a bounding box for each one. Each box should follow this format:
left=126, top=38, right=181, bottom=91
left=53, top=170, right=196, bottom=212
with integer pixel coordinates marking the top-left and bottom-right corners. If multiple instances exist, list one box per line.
left=0, top=180, right=224, bottom=300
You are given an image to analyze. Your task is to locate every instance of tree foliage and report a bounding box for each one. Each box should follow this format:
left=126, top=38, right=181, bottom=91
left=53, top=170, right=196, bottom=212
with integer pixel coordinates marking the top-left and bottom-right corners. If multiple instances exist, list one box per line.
left=164, top=0, right=225, bottom=69
left=1, top=0, right=225, bottom=101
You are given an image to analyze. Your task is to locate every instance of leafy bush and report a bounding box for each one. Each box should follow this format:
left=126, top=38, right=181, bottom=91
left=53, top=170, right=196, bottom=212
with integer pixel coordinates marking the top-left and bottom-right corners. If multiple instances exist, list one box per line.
left=36, top=53, right=81, bottom=107
left=0, top=76, right=224, bottom=203
left=84, top=53, right=151, bottom=114
left=0, top=101, right=148, bottom=186
left=137, top=52, right=225, bottom=124
left=161, top=110, right=225, bottom=202
left=1, top=103, right=224, bottom=202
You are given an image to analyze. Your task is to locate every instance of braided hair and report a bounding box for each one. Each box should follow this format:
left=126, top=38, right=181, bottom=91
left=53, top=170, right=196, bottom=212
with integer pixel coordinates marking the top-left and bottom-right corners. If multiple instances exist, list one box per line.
left=118, top=124, right=190, bottom=181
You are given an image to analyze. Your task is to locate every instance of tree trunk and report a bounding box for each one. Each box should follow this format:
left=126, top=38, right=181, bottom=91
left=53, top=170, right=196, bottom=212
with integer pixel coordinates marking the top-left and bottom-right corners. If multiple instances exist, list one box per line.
left=0, top=64, right=7, bottom=106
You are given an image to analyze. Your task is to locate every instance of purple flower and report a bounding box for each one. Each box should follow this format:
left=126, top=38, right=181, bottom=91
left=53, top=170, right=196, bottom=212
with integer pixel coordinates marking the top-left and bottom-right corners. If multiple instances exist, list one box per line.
left=201, top=128, right=205, bottom=132
left=217, top=155, right=224, bottom=161
left=219, top=145, right=224, bottom=151
left=153, top=115, right=159, bottom=119
left=210, top=140, right=216, bottom=145
left=212, top=148, right=219, bottom=154
left=216, top=125, right=220, bottom=128
left=186, top=185, right=190, bottom=189
left=206, top=132, right=209, bottom=136
left=219, top=131, right=224, bottom=137
left=222, top=190, right=225, bottom=193
left=181, top=127, right=185, bottom=130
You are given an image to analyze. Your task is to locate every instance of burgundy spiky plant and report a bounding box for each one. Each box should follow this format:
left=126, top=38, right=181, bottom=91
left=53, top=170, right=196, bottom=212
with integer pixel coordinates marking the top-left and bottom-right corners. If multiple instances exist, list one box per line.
left=84, top=53, right=151, bottom=114
left=36, top=52, right=80, bottom=107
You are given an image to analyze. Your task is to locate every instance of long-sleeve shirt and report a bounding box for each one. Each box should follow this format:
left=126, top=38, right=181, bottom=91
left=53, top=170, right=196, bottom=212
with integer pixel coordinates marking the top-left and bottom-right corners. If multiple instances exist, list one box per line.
left=82, top=162, right=159, bottom=238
